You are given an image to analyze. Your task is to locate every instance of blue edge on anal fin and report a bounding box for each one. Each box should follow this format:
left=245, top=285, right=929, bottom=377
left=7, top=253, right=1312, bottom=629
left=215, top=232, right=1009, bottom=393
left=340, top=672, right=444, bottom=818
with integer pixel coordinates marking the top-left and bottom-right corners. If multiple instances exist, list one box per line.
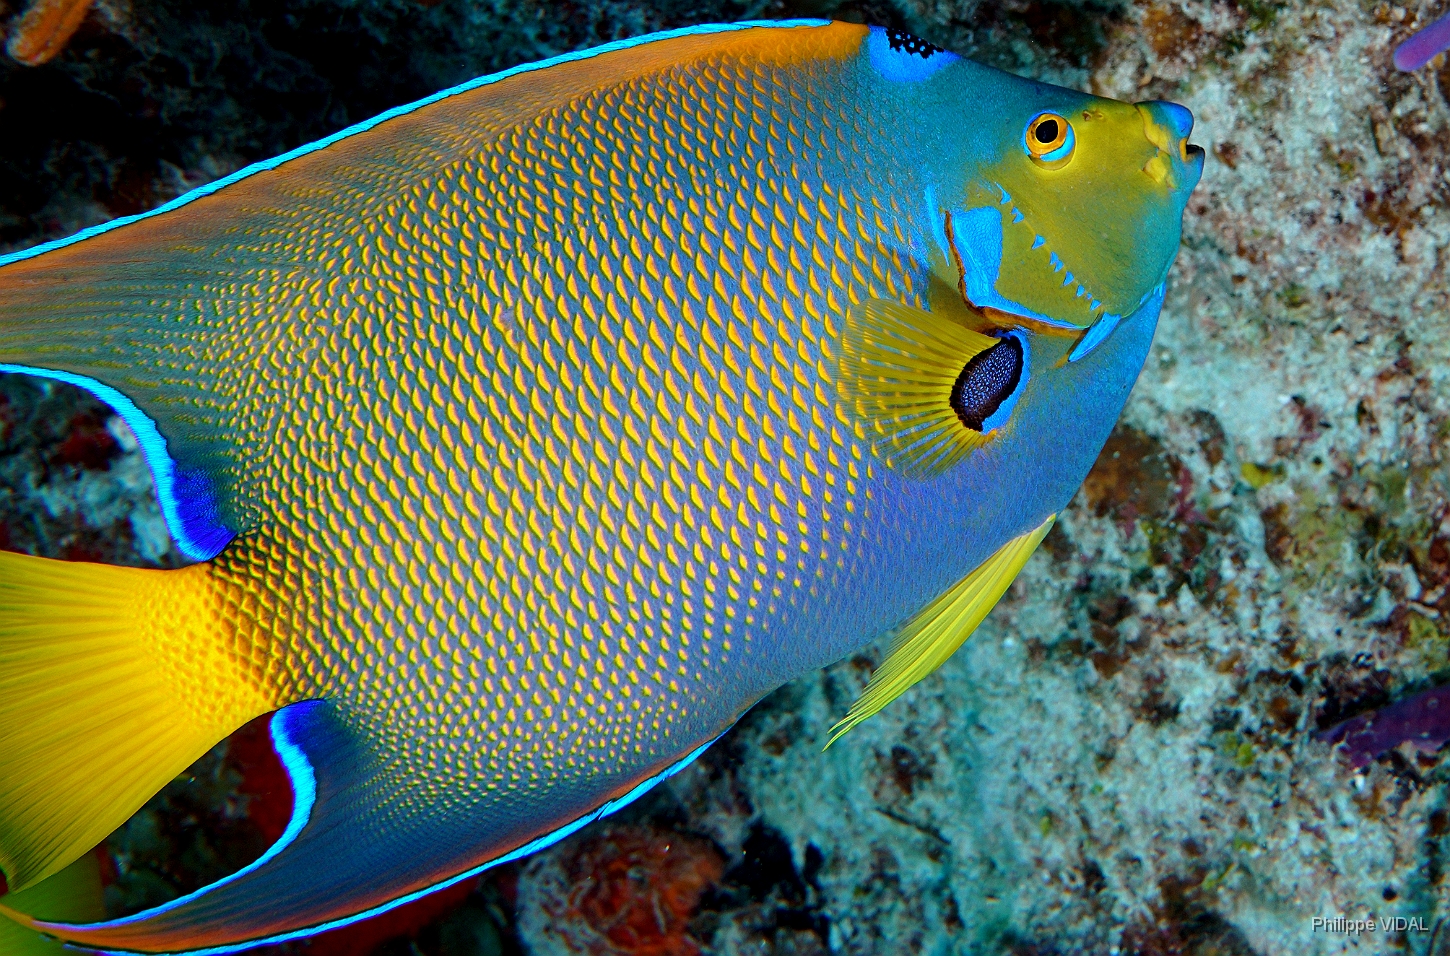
left=39, top=700, right=722, bottom=956
left=0, top=364, right=233, bottom=562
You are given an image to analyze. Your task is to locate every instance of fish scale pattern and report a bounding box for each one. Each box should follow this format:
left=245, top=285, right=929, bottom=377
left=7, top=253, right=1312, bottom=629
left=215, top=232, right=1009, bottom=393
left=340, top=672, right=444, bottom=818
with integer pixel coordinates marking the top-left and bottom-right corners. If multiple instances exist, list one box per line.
left=0, top=23, right=927, bottom=832
left=263, top=31, right=929, bottom=818
left=0, top=27, right=960, bottom=873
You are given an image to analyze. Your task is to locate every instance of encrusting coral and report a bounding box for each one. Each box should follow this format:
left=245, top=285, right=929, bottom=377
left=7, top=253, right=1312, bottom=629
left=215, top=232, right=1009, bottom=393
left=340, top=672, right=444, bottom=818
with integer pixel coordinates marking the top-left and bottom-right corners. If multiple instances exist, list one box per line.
left=5, top=0, right=93, bottom=66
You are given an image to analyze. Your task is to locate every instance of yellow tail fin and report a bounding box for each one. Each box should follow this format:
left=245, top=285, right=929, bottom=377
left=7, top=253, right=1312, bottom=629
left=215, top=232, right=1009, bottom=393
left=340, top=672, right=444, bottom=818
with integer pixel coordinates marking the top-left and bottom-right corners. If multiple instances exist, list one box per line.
left=0, top=551, right=279, bottom=893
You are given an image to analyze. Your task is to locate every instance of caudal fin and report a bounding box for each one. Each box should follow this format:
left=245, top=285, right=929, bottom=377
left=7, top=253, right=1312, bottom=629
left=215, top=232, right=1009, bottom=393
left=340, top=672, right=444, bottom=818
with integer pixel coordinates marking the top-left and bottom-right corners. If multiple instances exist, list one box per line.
left=0, top=550, right=282, bottom=893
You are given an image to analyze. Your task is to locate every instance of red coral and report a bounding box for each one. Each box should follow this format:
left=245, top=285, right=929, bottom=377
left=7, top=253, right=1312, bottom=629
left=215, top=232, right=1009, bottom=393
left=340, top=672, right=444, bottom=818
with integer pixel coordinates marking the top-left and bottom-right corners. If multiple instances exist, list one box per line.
left=540, top=825, right=725, bottom=956
left=53, top=411, right=119, bottom=470
left=5, top=0, right=94, bottom=66
left=227, top=715, right=292, bottom=846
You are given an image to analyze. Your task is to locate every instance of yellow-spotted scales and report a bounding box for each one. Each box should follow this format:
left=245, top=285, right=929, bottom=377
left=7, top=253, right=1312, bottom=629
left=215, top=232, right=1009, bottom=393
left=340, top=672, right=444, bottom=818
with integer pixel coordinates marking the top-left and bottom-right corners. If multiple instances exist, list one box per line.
left=0, top=19, right=1201, bottom=954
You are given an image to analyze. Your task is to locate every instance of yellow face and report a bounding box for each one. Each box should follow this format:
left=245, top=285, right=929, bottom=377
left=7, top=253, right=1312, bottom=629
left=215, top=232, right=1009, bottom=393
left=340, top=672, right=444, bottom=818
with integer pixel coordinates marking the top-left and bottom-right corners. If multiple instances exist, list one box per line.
left=940, top=94, right=1204, bottom=331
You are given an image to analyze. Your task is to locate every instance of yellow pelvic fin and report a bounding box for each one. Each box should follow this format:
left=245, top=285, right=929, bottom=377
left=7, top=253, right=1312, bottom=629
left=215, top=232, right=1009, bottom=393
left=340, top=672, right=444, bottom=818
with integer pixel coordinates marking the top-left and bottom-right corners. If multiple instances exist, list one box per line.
left=0, top=551, right=281, bottom=893
left=0, top=851, right=104, bottom=954
left=826, top=514, right=1056, bottom=747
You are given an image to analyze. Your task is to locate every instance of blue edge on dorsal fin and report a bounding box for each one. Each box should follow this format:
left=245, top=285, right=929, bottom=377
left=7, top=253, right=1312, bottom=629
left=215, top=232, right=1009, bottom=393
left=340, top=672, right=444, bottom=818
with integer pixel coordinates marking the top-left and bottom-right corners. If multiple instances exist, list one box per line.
left=0, top=17, right=831, bottom=565
left=8, top=18, right=823, bottom=952
left=0, top=364, right=233, bottom=562
left=38, top=700, right=721, bottom=955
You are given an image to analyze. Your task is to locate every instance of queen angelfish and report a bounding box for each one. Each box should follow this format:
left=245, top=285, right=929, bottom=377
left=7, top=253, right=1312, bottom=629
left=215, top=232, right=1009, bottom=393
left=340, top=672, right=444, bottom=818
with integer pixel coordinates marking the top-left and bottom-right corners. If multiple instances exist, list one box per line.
left=0, top=19, right=1202, bottom=954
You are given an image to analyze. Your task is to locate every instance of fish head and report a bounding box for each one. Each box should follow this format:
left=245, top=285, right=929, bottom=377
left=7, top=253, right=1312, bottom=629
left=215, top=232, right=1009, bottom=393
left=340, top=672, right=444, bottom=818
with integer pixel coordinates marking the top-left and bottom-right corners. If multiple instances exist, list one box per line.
left=929, top=74, right=1204, bottom=339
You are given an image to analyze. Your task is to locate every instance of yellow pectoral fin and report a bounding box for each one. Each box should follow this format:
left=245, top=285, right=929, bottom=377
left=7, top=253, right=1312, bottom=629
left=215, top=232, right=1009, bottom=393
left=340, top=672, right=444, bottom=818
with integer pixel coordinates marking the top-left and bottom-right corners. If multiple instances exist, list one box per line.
left=826, top=514, right=1056, bottom=747
left=837, top=298, right=1002, bottom=478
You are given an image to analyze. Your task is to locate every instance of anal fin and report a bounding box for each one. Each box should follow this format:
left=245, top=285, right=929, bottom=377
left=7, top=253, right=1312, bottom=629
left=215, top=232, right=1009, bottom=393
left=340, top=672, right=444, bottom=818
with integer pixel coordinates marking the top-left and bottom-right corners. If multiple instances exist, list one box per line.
left=826, top=514, right=1056, bottom=746
left=24, top=699, right=720, bottom=955
left=0, top=852, right=104, bottom=955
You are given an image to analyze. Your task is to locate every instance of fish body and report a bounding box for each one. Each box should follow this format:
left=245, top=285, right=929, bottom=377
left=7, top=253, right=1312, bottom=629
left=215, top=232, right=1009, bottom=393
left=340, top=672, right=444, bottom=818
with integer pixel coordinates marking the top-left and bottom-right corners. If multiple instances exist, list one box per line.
left=0, top=20, right=1200, bottom=953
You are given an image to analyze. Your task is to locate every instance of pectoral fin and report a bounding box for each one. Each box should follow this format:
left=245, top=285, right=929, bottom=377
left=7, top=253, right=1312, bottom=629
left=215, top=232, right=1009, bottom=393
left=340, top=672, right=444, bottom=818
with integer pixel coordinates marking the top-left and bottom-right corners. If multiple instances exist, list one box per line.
left=837, top=298, right=1004, bottom=477
left=826, top=514, right=1056, bottom=747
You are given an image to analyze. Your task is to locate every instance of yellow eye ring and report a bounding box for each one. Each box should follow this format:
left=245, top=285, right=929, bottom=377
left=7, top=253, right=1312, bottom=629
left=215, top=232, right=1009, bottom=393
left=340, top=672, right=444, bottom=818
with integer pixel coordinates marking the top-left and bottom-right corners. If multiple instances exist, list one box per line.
left=1024, top=112, right=1075, bottom=168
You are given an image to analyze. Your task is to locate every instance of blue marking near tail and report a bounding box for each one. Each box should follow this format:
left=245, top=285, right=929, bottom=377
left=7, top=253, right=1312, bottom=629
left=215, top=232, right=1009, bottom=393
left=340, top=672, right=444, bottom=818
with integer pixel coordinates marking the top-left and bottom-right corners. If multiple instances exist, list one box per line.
left=0, top=364, right=232, bottom=561
left=0, top=17, right=830, bottom=273
left=77, top=730, right=720, bottom=956
left=43, top=703, right=322, bottom=940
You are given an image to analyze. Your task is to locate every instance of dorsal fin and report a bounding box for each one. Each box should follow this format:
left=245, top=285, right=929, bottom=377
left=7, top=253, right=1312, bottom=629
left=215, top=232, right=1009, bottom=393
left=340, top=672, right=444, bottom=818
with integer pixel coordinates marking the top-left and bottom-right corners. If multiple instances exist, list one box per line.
left=826, top=514, right=1056, bottom=746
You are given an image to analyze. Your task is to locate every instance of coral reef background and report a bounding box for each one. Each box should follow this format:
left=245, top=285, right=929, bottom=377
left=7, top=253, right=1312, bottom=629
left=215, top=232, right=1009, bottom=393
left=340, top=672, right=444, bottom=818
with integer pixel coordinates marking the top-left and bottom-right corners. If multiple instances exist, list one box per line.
left=1, top=0, right=1448, bottom=953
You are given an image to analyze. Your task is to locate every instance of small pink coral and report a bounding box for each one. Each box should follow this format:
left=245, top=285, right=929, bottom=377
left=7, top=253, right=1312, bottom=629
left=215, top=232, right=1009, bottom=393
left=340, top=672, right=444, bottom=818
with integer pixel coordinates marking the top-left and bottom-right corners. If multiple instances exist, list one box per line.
left=536, top=825, right=725, bottom=956
left=1318, top=683, right=1450, bottom=769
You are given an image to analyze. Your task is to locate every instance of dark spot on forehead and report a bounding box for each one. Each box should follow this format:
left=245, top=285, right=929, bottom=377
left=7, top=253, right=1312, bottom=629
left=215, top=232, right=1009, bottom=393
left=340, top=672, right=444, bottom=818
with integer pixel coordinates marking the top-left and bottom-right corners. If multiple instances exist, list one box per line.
left=885, top=29, right=945, bottom=59
left=951, top=336, right=1023, bottom=432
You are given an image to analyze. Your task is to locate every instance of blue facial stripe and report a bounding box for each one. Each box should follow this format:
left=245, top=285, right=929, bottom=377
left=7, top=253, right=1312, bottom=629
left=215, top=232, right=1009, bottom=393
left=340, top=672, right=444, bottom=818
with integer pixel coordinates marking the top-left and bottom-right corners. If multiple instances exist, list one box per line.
left=1069, top=281, right=1165, bottom=362
left=62, top=728, right=723, bottom=956
left=948, top=207, right=1077, bottom=329
left=0, top=18, right=829, bottom=273
left=0, top=364, right=232, bottom=561
left=865, top=26, right=956, bottom=82
left=981, top=330, right=1030, bottom=433
left=1067, top=311, right=1124, bottom=362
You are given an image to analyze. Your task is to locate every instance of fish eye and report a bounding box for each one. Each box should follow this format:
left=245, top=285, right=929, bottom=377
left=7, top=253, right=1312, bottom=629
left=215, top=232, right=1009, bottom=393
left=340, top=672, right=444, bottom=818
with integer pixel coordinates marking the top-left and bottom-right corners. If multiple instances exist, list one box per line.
left=1024, top=112, right=1075, bottom=168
